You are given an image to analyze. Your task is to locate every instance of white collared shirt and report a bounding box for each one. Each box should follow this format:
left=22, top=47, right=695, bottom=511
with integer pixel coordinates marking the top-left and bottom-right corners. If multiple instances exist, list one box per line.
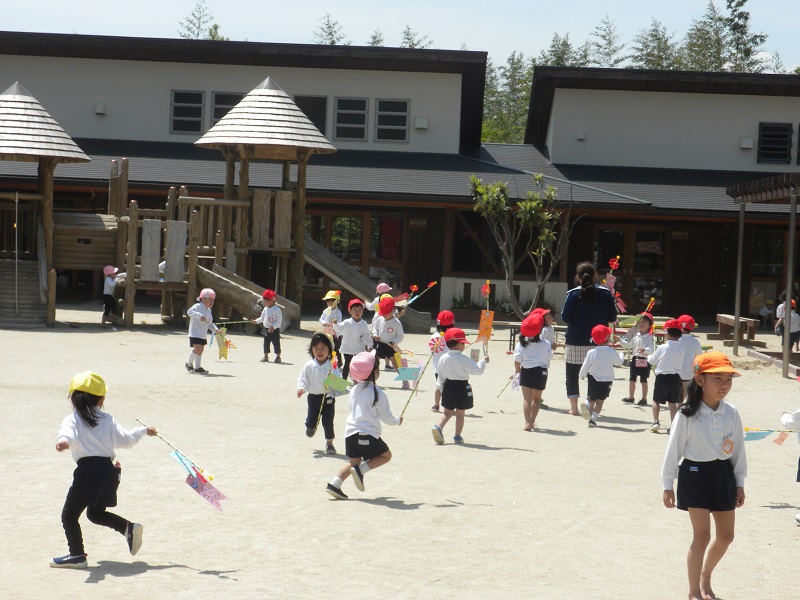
left=372, top=315, right=404, bottom=345
left=297, top=358, right=332, bottom=395
left=677, top=334, right=704, bottom=380
left=579, top=345, right=623, bottom=382
left=662, top=400, right=747, bottom=490
left=621, top=328, right=654, bottom=356
left=344, top=381, right=401, bottom=439
left=333, top=318, right=372, bottom=355
left=187, top=301, right=218, bottom=338
left=255, top=304, right=282, bottom=329
left=514, top=339, right=553, bottom=369
left=57, top=411, right=147, bottom=462
left=648, top=339, right=684, bottom=374
left=437, top=349, right=487, bottom=390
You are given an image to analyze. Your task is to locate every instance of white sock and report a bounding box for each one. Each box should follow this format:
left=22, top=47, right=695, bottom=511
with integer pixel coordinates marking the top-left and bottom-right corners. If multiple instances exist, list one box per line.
left=330, top=476, right=343, bottom=488
left=360, top=461, right=371, bottom=474
left=591, top=412, right=599, bottom=420
left=195, top=354, right=202, bottom=368
left=188, top=351, right=195, bottom=365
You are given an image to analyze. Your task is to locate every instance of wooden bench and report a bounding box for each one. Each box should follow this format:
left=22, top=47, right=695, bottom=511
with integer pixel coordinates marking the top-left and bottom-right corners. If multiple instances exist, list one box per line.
left=506, top=322, right=566, bottom=351
left=708, top=313, right=759, bottom=342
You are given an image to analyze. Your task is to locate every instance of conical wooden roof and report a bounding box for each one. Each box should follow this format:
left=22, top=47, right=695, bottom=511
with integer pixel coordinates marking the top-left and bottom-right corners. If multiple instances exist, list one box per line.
left=195, top=77, right=336, bottom=161
left=0, top=81, right=90, bottom=163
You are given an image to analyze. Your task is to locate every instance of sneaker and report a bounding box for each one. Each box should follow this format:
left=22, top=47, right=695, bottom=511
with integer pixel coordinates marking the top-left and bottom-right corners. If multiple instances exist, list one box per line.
left=794, top=513, right=800, bottom=525
left=432, top=425, right=444, bottom=445
left=401, top=381, right=411, bottom=390
left=326, top=444, right=336, bottom=455
left=649, top=422, right=660, bottom=433
left=194, top=367, right=208, bottom=375
left=49, top=554, right=88, bottom=569
left=184, top=363, right=194, bottom=373
left=621, top=397, right=634, bottom=403
left=306, top=427, right=316, bottom=438
left=260, top=356, right=269, bottom=363
left=636, top=399, right=648, bottom=406
left=274, top=357, right=282, bottom=364
left=384, top=364, right=395, bottom=371
left=431, top=405, right=440, bottom=412
left=666, top=427, right=670, bottom=435
left=350, top=464, right=365, bottom=491
left=453, top=435, right=464, bottom=444
left=588, top=419, right=597, bottom=428
left=126, top=522, right=143, bottom=556
left=325, top=483, right=348, bottom=500
left=540, top=403, right=549, bottom=410
left=580, top=401, right=591, bottom=421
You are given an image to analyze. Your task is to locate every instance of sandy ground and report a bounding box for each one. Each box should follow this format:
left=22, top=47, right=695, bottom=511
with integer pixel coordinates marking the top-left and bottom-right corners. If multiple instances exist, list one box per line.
left=3, top=302, right=799, bottom=600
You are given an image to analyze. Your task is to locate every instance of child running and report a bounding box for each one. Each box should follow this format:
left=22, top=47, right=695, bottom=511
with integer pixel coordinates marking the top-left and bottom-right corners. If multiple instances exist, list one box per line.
left=51, top=371, right=157, bottom=569
left=325, top=351, right=402, bottom=500
left=621, top=312, right=654, bottom=405
left=297, top=332, right=338, bottom=454
left=429, top=309, right=455, bottom=412
left=332, top=298, right=372, bottom=380
left=251, top=289, right=282, bottom=363
left=186, top=288, right=220, bottom=374
left=779, top=406, right=800, bottom=525
left=101, top=265, right=120, bottom=326
left=432, top=328, right=489, bottom=445
left=661, top=351, right=746, bottom=600
left=579, top=324, right=623, bottom=427
left=678, top=314, right=704, bottom=400
left=319, top=290, right=342, bottom=353
left=648, top=319, right=685, bottom=433
left=514, top=313, right=553, bottom=430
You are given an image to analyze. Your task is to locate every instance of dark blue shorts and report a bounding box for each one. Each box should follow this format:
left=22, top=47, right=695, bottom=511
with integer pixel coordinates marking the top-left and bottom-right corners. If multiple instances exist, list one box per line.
left=345, top=433, right=389, bottom=460
left=677, top=459, right=736, bottom=512
left=520, top=366, right=548, bottom=391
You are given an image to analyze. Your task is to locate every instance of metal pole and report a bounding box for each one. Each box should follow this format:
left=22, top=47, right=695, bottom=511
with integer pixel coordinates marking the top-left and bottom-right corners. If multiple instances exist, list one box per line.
left=14, top=191, right=19, bottom=315
left=783, top=188, right=797, bottom=378
left=733, top=198, right=745, bottom=356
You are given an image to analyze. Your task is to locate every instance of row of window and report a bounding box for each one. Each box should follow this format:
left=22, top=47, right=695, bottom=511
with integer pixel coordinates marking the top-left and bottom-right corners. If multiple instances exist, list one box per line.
left=757, top=122, right=799, bottom=164
left=170, top=91, right=410, bottom=143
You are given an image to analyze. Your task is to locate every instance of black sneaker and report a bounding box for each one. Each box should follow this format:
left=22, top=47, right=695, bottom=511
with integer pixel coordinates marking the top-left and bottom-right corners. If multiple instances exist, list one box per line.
left=588, top=419, right=597, bottom=428
left=126, top=522, right=143, bottom=556
left=622, top=397, right=634, bottom=403
left=50, top=554, right=88, bottom=569
left=326, top=444, right=336, bottom=455
left=306, top=427, right=316, bottom=438
left=636, top=399, right=648, bottom=406
left=274, top=357, right=282, bottom=364
left=350, top=464, right=365, bottom=491
left=194, top=367, right=208, bottom=375
left=185, top=363, right=194, bottom=372
left=325, top=483, right=348, bottom=500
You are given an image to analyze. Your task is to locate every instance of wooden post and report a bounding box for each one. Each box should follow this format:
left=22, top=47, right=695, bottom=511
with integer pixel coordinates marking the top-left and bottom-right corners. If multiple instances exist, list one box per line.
left=237, top=148, right=250, bottom=276
left=119, top=158, right=129, bottom=215
left=288, top=150, right=310, bottom=305
left=116, top=216, right=128, bottom=278
left=165, top=186, right=177, bottom=221
left=39, top=157, right=56, bottom=325
left=108, top=159, right=119, bottom=216
left=224, top=148, right=235, bottom=201
left=178, top=186, right=189, bottom=223
left=124, top=201, right=138, bottom=327
left=186, top=210, right=200, bottom=317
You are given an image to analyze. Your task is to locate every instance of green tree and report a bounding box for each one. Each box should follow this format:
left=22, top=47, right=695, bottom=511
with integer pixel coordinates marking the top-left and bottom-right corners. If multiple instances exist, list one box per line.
left=629, top=19, right=681, bottom=69
left=367, top=28, right=384, bottom=47
left=589, top=15, right=626, bottom=67
left=536, top=33, right=591, bottom=67
left=679, top=2, right=729, bottom=71
left=314, top=14, right=350, bottom=45
left=178, top=0, right=226, bottom=40
left=725, top=0, right=768, bottom=72
left=400, top=25, right=432, bottom=49
left=471, top=174, right=575, bottom=317
left=206, top=23, right=228, bottom=41
left=794, top=65, right=800, bottom=76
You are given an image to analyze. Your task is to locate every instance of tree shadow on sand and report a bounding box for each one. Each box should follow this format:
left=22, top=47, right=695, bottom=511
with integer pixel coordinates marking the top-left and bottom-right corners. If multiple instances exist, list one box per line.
left=86, top=560, right=239, bottom=583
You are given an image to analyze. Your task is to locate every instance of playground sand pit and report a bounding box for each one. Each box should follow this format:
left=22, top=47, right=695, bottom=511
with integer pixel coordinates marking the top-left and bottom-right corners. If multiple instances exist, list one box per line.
left=3, top=302, right=799, bottom=599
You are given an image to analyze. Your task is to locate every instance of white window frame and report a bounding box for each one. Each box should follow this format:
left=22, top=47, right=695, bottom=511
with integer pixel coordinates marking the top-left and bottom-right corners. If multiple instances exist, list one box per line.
left=375, top=98, right=410, bottom=143
left=211, top=92, right=244, bottom=126
left=170, top=90, right=205, bottom=135
left=334, top=97, right=368, bottom=142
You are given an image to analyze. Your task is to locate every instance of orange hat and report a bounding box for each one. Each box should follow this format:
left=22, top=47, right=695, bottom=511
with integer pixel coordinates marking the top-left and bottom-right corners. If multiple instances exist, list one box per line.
left=378, top=296, right=395, bottom=317
left=591, top=324, right=612, bottom=345
left=664, top=318, right=683, bottom=331
left=444, top=328, right=468, bottom=343
left=437, top=310, right=455, bottom=326
left=693, top=351, right=741, bottom=377
left=520, top=314, right=544, bottom=337
left=677, top=314, right=696, bottom=331
left=262, top=289, right=277, bottom=301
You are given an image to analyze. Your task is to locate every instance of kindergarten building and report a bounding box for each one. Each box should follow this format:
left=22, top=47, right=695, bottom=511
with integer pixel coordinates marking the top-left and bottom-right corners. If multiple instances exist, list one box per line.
left=0, top=32, right=798, bottom=325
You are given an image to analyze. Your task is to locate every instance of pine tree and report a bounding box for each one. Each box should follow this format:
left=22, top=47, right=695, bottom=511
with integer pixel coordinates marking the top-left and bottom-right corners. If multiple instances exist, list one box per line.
left=399, top=25, right=432, bottom=49
left=725, top=0, right=768, bottom=72
left=629, top=19, right=681, bottom=70
left=536, top=33, right=591, bottom=67
left=680, top=2, right=730, bottom=71
left=367, top=29, right=384, bottom=47
left=313, top=14, right=350, bottom=45
left=589, top=15, right=626, bottom=67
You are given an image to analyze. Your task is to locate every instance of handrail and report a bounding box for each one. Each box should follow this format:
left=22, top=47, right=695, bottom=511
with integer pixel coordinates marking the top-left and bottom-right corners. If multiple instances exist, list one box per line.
left=37, top=219, right=47, bottom=304
left=177, top=196, right=250, bottom=208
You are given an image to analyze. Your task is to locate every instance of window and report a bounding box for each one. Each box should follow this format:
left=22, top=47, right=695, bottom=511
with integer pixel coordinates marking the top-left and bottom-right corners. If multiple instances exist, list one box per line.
left=295, top=95, right=328, bottom=136
left=171, top=91, right=204, bottom=134
left=757, top=122, right=792, bottom=164
left=375, top=99, right=409, bottom=142
left=334, top=98, right=368, bottom=141
left=212, top=92, right=243, bottom=125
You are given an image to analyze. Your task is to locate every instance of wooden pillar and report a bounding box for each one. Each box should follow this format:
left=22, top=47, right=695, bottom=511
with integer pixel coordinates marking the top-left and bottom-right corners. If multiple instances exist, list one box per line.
left=38, top=157, right=56, bottom=326
left=224, top=148, right=236, bottom=201
left=119, top=158, right=129, bottom=215
left=178, top=186, right=189, bottom=222
left=186, top=210, right=200, bottom=317
left=124, top=201, right=138, bottom=327
left=108, top=160, right=119, bottom=216
left=289, top=150, right=310, bottom=305
left=165, top=187, right=177, bottom=221
left=116, top=216, right=128, bottom=278
left=237, top=148, right=250, bottom=276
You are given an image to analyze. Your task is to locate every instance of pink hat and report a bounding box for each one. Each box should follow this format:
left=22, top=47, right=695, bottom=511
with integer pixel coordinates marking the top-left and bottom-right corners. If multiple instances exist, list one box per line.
left=349, top=351, right=377, bottom=382
left=376, top=283, right=391, bottom=294
left=197, top=288, right=216, bottom=301
left=520, top=314, right=544, bottom=338
left=103, top=265, right=118, bottom=277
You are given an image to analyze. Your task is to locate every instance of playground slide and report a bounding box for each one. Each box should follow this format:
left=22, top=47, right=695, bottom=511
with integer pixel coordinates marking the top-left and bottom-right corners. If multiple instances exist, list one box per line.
left=196, top=264, right=300, bottom=331
left=303, top=235, right=431, bottom=334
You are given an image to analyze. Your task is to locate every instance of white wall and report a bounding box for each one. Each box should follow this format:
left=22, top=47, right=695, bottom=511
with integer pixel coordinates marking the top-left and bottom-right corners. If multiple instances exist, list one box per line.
left=0, top=55, right=462, bottom=153
left=549, top=88, right=800, bottom=171
left=439, top=276, right=567, bottom=316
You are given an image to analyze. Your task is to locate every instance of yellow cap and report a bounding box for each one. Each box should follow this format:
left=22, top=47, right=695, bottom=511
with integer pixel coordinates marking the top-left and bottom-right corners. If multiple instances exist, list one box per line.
left=68, top=371, right=108, bottom=396
left=322, top=290, right=341, bottom=301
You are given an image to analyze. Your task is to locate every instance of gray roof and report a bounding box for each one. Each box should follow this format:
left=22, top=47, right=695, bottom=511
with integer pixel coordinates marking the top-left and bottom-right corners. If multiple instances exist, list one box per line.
left=195, top=78, right=336, bottom=160
left=0, top=81, right=90, bottom=163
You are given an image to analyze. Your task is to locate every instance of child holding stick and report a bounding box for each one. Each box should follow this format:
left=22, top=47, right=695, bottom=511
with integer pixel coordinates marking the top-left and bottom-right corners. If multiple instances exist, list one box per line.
left=186, top=288, right=220, bottom=374
left=514, top=313, right=553, bottom=431
left=579, top=324, right=623, bottom=428
left=620, top=312, right=654, bottom=405
left=319, top=290, right=342, bottom=353
left=429, top=310, right=455, bottom=412
left=51, top=371, right=157, bottom=568
left=326, top=351, right=402, bottom=500
left=648, top=319, right=686, bottom=433
left=661, top=352, right=746, bottom=600
left=332, top=298, right=372, bottom=380
left=297, top=332, right=337, bottom=454
left=372, top=297, right=404, bottom=372
left=252, top=289, right=283, bottom=363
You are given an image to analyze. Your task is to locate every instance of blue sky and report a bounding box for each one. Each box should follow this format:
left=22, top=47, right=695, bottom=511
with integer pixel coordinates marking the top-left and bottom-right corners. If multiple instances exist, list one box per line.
left=2, top=0, right=796, bottom=69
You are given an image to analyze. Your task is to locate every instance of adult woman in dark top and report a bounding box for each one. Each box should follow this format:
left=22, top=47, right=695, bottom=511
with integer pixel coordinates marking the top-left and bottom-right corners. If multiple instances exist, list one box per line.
left=560, top=262, right=618, bottom=415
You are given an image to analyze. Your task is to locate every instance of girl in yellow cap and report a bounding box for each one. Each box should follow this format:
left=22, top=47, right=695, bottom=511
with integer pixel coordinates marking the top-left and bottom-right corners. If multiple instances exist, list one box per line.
left=661, top=351, right=746, bottom=600
left=51, top=371, right=157, bottom=569
left=319, top=290, right=342, bottom=353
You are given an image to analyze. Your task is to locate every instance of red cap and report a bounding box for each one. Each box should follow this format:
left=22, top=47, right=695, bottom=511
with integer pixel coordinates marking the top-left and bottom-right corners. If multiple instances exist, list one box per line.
left=591, top=324, right=612, bottom=345
left=664, top=318, right=683, bottom=331
left=437, top=310, right=455, bottom=326
left=348, top=298, right=364, bottom=310
left=677, top=314, right=695, bottom=330
left=520, top=314, right=544, bottom=337
left=532, top=307, right=551, bottom=316
left=444, top=328, right=468, bottom=343
left=378, top=296, right=395, bottom=317
left=262, top=289, right=277, bottom=301
left=639, top=312, right=654, bottom=323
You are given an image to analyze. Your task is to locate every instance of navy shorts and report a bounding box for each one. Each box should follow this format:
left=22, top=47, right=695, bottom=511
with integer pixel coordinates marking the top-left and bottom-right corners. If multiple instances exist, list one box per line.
left=653, top=373, right=683, bottom=404
left=628, top=358, right=651, bottom=382
left=677, top=459, right=736, bottom=512
left=374, top=341, right=396, bottom=359
left=586, top=374, right=612, bottom=401
left=189, top=336, right=207, bottom=347
left=441, top=379, right=474, bottom=411
left=520, top=366, right=548, bottom=391
left=345, top=433, right=390, bottom=461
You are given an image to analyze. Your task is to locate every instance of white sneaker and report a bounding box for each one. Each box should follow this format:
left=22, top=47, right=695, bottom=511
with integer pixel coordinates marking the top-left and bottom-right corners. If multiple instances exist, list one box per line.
left=649, top=422, right=660, bottom=433
left=580, top=401, right=591, bottom=421
left=795, top=513, right=800, bottom=525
